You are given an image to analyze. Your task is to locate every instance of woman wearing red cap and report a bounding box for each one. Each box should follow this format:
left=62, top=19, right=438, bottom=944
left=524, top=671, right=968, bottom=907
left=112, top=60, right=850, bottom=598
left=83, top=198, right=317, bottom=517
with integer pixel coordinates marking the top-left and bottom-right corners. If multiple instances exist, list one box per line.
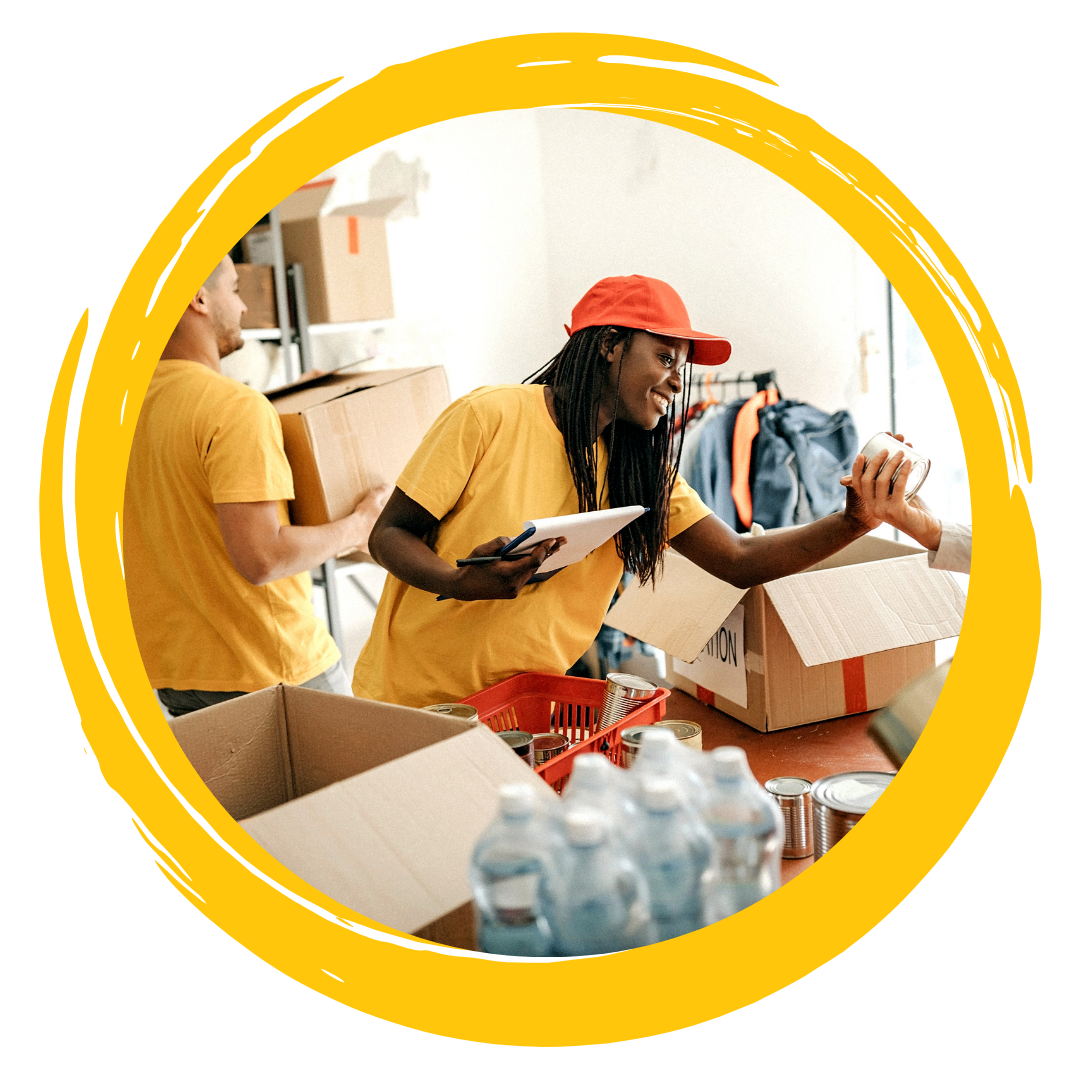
left=352, top=275, right=882, bottom=707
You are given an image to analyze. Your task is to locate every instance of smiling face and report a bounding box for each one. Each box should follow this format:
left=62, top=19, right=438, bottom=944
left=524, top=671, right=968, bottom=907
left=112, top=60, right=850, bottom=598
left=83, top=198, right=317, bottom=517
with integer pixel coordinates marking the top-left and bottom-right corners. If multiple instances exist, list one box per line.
left=601, top=330, right=690, bottom=431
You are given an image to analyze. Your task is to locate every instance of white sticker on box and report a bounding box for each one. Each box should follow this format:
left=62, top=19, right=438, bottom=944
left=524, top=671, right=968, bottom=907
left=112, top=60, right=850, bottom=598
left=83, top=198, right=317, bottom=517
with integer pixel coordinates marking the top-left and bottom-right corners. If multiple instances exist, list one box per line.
left=673, top=604, right=747, bottom=708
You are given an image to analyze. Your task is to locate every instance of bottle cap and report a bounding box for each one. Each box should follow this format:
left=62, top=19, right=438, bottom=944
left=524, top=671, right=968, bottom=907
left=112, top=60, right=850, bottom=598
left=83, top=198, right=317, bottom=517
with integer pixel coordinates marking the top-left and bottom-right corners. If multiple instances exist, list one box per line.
left=642, top=777, right=679, bottom=811
left=569, top=753, right=611, bottom=791
left=499, top=783, right=535, bottom=818
left=564, top=808, right=605, bottom=846
left=712, top=746, right=753, bottom=781
left=639, top=727, right=677, bottom=747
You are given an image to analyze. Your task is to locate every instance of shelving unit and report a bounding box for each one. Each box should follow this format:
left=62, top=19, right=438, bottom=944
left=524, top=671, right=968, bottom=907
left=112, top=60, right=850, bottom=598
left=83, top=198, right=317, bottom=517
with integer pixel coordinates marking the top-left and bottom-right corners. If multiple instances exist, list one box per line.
left=247, top=210, right=384, bottom=653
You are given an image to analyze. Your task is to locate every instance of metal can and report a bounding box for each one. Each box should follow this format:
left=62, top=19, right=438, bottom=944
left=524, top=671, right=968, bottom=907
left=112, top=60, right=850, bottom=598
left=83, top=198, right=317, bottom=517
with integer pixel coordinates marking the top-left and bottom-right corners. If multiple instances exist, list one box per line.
left=810, top=771, right=896, bottom=860
left=764, top=777, right=814, bottom=859
left=858, top=432, right=931, bottom=501
left=532, top=732, right=569, bottom=765
left=421, top=703, right=479, bottom=725
left=655, top=719, right=703, bottom=751
left=495, top=729, right=535, bottom=767
left=618, top=725, right=655, bottom=768
left=597, top=673, right=658, bottom=731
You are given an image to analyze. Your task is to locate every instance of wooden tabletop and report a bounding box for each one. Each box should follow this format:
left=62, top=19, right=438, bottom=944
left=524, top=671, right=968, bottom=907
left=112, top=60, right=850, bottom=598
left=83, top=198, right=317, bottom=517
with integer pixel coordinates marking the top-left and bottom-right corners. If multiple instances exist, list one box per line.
left=662, top=688, right=896, bottom=883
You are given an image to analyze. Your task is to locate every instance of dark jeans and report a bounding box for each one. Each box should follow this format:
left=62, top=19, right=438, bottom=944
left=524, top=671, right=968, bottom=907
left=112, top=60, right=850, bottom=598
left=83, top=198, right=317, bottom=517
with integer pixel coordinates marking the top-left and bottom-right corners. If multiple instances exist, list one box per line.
left=158, top=658, right=349, bottom=718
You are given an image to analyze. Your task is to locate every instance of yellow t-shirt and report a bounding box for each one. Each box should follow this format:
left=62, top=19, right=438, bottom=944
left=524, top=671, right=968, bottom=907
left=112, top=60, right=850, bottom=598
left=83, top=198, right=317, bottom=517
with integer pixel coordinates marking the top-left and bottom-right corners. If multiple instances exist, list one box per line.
left=351, top=384, right=712, bottom=706
left=123, top=360, right=340, bottom=692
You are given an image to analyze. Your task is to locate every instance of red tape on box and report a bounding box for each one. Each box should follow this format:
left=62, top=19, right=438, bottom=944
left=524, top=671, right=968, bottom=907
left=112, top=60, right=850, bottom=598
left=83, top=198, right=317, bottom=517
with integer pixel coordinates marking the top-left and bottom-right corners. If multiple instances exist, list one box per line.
left=842, top=655, right=868, bottom=714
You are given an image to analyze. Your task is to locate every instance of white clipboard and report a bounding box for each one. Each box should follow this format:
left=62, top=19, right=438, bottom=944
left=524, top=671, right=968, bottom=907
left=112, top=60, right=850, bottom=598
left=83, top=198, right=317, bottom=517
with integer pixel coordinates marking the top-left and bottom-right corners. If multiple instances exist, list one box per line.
left=502, top=505, right=648, bottom=573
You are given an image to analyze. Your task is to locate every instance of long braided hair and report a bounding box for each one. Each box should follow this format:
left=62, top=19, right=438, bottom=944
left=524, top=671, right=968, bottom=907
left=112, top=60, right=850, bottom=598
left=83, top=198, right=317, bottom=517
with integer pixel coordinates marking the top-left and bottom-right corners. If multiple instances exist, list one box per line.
left=526, top=325, right=693, bottom=586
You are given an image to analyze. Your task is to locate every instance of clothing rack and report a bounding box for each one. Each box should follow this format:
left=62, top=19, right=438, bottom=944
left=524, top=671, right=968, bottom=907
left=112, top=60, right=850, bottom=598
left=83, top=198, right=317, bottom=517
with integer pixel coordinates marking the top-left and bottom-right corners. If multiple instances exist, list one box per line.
left=689, top=368, right=780, bottom=395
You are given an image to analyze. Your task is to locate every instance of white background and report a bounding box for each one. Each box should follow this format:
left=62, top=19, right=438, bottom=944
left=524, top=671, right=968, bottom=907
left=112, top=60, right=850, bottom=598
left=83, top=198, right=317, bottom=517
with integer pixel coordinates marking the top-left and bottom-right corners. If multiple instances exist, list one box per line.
left=5, top=2, right=1075, bottom=1075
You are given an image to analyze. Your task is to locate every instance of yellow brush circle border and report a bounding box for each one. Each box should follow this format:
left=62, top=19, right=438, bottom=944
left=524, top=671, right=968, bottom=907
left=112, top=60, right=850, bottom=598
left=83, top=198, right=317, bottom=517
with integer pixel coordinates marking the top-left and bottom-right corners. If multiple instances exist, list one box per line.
left=40, top=33, right=1039, bottom=1045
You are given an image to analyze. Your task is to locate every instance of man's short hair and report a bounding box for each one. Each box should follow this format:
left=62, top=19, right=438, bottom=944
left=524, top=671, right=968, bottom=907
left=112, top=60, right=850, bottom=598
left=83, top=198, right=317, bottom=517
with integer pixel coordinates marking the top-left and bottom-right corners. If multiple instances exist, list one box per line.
left=202, top=258, right=229, bottom=292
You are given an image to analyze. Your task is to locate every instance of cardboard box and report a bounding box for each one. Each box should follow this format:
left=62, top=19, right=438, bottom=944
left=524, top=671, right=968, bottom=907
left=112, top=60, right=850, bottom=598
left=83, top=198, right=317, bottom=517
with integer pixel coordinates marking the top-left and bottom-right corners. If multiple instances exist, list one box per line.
left=265, top=365, right=450, bottom=527
left=254, top=178, right=400, bottom=324
left=605, top=535, right=966, bottom=732
left=169, top=684, right=556, bottom=949
left=236, top=263, right=277, bottom=329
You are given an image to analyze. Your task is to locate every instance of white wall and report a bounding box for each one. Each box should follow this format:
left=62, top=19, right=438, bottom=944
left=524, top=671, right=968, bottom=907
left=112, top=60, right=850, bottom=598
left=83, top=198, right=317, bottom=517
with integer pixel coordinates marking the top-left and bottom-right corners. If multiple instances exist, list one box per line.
left=313, top=110, right=552, bottom=398
left=534, top=108, right=892, bottom=426
left=311, top=107, right=896, bottom=442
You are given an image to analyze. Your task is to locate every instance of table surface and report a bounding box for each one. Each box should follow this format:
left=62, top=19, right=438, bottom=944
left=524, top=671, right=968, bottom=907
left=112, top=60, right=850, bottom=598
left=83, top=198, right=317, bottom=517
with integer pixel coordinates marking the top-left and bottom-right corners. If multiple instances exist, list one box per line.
left=661, top=688, right=896, bottom=884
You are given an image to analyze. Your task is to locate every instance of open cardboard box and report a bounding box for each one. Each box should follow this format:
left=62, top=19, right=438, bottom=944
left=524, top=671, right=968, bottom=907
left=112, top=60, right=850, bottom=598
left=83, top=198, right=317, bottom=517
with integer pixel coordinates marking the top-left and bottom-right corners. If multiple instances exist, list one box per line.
left=265, top=365, right=450, bottom=528
left=605, top=535, right=966, bottom=732
left=169, top=684, right=556, bottom=950
left=243, top=178, right=401, bottom=324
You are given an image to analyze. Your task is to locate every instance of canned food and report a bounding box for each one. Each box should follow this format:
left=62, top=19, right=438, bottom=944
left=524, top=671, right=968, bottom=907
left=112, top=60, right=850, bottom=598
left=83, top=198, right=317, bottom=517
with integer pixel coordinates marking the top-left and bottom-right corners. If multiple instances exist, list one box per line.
left=655, top=719, right=703, bottom=751
left=532, top=733, right=569, bottom=765
left=495, top=729, right=535, bottom=768
left=618, top=725, right=655, bottom=768
left=858, top=432, right=930, bottom=500
left=810, top=771, right=895, bottom=860
left=598, top=673, right=658, bottom=731
left=421, top=703, right=479, bottom=725
left=764, top=777, right=814, bottom=859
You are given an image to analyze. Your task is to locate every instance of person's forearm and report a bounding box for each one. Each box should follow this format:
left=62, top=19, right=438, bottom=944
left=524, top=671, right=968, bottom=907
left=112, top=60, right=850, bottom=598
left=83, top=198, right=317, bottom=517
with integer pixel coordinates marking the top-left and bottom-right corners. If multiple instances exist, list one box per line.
left=369, top=524, right=461, bottom=594
left=732, top=512, right=867, bottom=586
left=253, top=517, right=362, bottom=584
left=673, top=510, right=867, bottom=590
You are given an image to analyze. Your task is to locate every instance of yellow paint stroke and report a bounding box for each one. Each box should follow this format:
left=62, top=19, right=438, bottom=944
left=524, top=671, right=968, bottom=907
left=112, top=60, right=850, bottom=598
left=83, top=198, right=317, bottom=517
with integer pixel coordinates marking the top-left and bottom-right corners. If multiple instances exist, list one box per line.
left=41, top=33, right=1039, bottom=1044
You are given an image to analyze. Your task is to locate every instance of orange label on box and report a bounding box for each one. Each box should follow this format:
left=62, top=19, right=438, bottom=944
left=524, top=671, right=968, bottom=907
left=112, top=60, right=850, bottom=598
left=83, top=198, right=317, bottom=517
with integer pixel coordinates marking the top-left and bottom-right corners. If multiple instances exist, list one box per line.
left=347, top=216, right=360, bottom=254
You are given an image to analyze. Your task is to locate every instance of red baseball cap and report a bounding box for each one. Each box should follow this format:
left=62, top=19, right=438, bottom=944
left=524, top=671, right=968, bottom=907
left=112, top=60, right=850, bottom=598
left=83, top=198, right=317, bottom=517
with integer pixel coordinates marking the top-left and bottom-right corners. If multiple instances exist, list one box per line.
left=566, top=275, right=731, bottom=365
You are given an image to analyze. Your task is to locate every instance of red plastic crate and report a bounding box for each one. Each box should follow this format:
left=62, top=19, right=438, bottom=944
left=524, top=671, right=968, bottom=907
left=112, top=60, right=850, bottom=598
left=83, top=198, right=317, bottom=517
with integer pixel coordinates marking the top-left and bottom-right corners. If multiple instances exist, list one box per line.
left=460, top=672, right=670, bottom=792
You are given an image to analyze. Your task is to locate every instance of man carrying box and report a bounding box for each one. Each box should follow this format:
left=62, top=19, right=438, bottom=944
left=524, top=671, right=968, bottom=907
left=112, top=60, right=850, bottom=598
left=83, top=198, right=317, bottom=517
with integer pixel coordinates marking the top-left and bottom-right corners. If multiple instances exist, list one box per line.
left=124, top=255, right=390, bottom=717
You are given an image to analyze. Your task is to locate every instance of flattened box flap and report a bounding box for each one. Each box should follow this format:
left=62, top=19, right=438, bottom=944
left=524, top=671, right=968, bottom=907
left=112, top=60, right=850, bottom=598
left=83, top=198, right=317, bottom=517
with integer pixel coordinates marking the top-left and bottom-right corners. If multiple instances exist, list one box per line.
left=240, top=724, right=556, bottom=935
left=265, top=366, right=425, bottom=410
left=277, top=179, right=334, bottom=222
left=763, top=553, right=966, bottom=667
left=329, top=196, right=404, bottom=218
left=605, top=550, right=747, bottom=664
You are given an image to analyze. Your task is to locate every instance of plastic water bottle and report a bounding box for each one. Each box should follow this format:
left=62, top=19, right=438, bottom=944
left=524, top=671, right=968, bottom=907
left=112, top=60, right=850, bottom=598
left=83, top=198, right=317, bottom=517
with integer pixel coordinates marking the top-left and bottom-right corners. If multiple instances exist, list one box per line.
left=561, top=753, right=639, bottom=839
left=548, top=808, right=657, bottom=956
left=470, top=784, right=560, bottom=956
left=629, top=726, right=708, bottom=811
left=634, top=777, right=718, bottom=941
left=700, top=747, right=784, bottom=920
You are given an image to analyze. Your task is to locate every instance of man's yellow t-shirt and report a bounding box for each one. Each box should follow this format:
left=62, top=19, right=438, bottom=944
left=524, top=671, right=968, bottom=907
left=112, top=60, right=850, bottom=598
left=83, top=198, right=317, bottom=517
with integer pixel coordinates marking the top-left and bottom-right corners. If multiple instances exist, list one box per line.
left=351, top=384, right=712, bottom=707
left=124, top=360, right=340, bottom=692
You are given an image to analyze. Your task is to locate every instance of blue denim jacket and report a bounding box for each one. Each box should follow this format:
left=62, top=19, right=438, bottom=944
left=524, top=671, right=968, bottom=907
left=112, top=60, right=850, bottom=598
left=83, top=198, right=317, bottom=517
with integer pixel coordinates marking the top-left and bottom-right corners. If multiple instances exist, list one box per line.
left=751, top=401, right=859, bottom=529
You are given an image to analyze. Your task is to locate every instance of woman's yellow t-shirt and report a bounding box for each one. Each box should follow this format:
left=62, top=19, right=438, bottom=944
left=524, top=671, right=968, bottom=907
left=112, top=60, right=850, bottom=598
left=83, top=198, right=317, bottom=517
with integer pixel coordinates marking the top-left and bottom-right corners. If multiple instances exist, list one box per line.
left=351, top=384, right=712, bottom=707
left=124, top=360, right=340, bottom=692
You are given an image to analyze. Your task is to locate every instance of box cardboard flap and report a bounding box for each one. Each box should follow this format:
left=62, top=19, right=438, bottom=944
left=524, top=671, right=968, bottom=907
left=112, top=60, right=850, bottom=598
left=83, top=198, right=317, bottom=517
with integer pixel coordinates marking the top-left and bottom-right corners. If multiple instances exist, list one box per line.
left=240, top=725, right=555, bottom=935
left=280, top=685, right=474, bottom=797
left=277, top=179, right=334, bottom=222
left=763, top=553, right=966, bottom=667
left=802, top=533, right=924, bottom=573
left=605, top=550, right=748, bottom=664
left=265, top=366, right=431, bottom=412
left=329, top=196, right=404, bottom=218
left=168, top=685, right=291, bottom=820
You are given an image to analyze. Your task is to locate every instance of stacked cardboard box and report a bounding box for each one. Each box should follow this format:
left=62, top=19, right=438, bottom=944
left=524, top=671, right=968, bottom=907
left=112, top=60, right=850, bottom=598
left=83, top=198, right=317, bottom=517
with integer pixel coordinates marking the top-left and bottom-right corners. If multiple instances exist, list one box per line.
left=243, top=178, right=401, bottom=325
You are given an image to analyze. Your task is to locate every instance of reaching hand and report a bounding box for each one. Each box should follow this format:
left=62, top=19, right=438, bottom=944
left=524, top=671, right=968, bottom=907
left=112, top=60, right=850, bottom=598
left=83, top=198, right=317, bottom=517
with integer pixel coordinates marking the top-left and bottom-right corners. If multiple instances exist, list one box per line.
left=840, top=435, right=942, bottom=550
left=342, top=483, right=395, bottom=556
